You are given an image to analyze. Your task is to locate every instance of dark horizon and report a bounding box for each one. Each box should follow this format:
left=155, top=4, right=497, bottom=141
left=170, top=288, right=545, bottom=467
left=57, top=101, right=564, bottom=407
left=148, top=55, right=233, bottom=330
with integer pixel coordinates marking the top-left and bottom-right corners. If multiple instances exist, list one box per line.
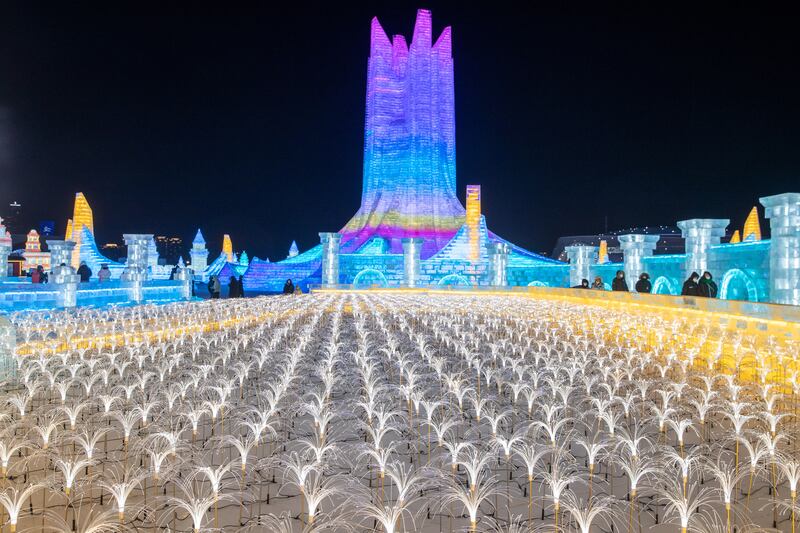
left=1, top=3, right=798, bottom=260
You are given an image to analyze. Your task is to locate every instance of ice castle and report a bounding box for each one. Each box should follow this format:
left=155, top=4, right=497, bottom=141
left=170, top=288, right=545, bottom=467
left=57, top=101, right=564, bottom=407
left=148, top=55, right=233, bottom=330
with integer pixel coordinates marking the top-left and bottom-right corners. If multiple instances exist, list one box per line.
left=243, top=9, right=562, bottom=292
left=1, top=9, right=797, bottom=308
left=237, top=9, right=800, bottom=306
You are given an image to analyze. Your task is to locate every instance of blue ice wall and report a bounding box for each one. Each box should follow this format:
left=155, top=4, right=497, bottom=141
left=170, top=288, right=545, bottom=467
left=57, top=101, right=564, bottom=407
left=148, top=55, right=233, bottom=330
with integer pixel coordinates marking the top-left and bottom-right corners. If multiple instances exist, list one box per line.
left=709, top=241, right=770, bottom=302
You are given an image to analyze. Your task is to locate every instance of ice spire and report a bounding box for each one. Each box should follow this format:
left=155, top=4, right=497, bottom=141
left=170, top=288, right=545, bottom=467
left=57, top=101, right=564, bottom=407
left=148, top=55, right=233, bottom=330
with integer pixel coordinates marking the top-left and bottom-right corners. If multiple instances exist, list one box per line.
left=288, top=240, right=299, bottom=258
left=742, top=206, right=762, bottom=241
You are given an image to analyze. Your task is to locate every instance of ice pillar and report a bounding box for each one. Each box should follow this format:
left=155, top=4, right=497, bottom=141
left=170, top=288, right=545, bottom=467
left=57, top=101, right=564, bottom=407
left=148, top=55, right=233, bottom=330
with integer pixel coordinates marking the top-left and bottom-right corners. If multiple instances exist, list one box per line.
left=402, top=238, right=424, bottom=287
left=0, top=218, right=10, bottom=278
left=121, top=234, right=152, bottom=303
left=486, top=242, right=511, bottom=287
left=565, top=245, right=598, bottom=287
left=677, top=219, right=729, bottom=278
left=319, top=233, right=342, bottom=287
left=0, top=243, right=9, bottom=279
left=760, top=193, right=800, bottom=305
left=174, top=264, right=194, bottom=300
left=618, top=234, right=659, bottom=291
left=46, top=240, right=80, bottom=308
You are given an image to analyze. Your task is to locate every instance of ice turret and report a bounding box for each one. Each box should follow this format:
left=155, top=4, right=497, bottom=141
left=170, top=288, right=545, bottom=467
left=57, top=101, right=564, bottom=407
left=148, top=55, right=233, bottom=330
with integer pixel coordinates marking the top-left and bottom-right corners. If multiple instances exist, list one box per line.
left=743, top=206, right=762, bottom=241
left=288, top=241, right=299, bottom=258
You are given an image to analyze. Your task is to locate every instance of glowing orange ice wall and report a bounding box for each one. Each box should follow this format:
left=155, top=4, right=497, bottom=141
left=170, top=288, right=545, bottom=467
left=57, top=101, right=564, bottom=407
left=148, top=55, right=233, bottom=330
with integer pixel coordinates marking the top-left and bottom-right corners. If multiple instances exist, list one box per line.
left=598, top=240, right=609, bottom=264
left=223, top=234, right=234, bottom=263
left=64, top=192, right=95, bottom=268
left=466, top=185, right=481, bottom=260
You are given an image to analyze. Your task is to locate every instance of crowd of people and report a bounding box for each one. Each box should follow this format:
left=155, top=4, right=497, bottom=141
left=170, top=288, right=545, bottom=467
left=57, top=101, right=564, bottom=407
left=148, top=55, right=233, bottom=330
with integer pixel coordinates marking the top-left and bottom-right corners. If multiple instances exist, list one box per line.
left=573, top=269, right=719, bottom=297
left=205, top=276, right=301, bottom=299
left=206, top=274, right=246, bottom=299
left=27, top=261, right=114, bottom=284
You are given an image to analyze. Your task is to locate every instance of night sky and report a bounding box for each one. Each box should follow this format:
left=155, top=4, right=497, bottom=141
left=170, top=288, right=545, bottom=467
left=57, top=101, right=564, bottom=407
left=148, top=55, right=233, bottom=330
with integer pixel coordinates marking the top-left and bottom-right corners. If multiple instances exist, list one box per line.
left=1, top=3, right=798, bottom=260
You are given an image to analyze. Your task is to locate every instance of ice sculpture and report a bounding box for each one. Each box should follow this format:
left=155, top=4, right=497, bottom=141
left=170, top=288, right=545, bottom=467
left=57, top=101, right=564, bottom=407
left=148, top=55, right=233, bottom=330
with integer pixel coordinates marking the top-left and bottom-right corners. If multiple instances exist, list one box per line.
left=402, top=238, right=423, bottom=287
left=22, top=230, right=50, bottom=271
left=678, top=219, right=729, bottom=277
left=761, top=193, right=800, bottom=305
left=619, top=235, right=659, bottom=291
left=287, top=241, right=299, bottom=259
left=223, top=234, right=234, bottom=263
left=78, top=226, right=125, bottom=279
left=190, top=229, right=209, bottom=275
left=339, top=9, right=465, bottom=257
left=487, top=242, right=511, bottom=286
left=121, top=234, right=151, bottom=303
left=320, top=233, right=342, bottom=286
left=47, top=240, right=79, bottom=307
left=64, top=192, right=94, bottom=268
left=743, top=206, right=762, bottom=241
left=0, top=218, right=11, bottom=277
left=598, top=240, right=609, bottom=264
left=566, top=245, right=598, bottom=287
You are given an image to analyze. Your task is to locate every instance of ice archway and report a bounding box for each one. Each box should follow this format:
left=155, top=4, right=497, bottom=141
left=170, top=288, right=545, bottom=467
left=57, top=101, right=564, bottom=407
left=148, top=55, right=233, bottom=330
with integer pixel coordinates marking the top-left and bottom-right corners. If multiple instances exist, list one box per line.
left=352, top=269, right=389, bottom=288
left=652, top=276, right=679, bottom=295
left=438, top=274, right=470, bottom=286
left=720, top=268, right=759, bottom=302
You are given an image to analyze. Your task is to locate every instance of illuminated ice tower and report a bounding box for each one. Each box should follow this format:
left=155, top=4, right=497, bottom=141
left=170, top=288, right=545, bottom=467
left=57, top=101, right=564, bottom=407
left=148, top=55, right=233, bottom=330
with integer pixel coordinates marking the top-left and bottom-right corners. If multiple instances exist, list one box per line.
left=340, top=9, right=465, bottom=257
left=190, top=229, right=209, bottom=273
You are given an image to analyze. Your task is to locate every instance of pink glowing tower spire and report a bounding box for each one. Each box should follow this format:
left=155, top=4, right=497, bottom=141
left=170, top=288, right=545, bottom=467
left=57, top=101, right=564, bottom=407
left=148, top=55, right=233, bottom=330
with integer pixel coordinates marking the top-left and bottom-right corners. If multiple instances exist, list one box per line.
left=340, top=9, right=466, bottom=257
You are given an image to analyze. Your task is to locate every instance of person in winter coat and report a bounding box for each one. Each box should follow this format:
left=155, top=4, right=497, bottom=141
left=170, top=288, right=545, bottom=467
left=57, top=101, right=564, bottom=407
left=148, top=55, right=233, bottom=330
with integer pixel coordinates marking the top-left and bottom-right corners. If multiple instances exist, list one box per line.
left=31, top=266, right=42, bottom=283
left=635, top=273, right=652, bottom=293
left=572, top=279, right=590, bottom=289
left=208, top=276, right=221, bottom=299
left=229, top=276, right=239, bottom=298
left=97, top=264, right=111, bottom=282
left=591, top=276, right=605, bottom=290
left=611, top=270, right=628, bottom=292
left=76, top=261, right=92, bottom=282
left=698, top=271, right=718, bottom=298
left=238, top=276, right=245, bottom=298
left=283, top=279, right=295, bottom=295
left=681, top=272, right=700, bottom=296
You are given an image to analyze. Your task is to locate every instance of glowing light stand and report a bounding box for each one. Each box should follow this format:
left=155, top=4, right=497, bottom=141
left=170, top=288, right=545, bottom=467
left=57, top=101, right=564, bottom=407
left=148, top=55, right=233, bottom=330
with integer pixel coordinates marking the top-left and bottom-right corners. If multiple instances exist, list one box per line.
left=487, top=242, right=511, bottom=286
left=319, top=233, right=342, bottom=287
left=618, top=234, right=659, bottom=291
left=677, top=219, right=729, bottom=277
left=566, top=245, right=598, bottom=287
left=760, top=193, right=800, bottom=305
left=121, top=234, right=152, bottom=303
left=402, top=238, right=424, bottom=287
left=47, top=240, right=79, bottom=308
